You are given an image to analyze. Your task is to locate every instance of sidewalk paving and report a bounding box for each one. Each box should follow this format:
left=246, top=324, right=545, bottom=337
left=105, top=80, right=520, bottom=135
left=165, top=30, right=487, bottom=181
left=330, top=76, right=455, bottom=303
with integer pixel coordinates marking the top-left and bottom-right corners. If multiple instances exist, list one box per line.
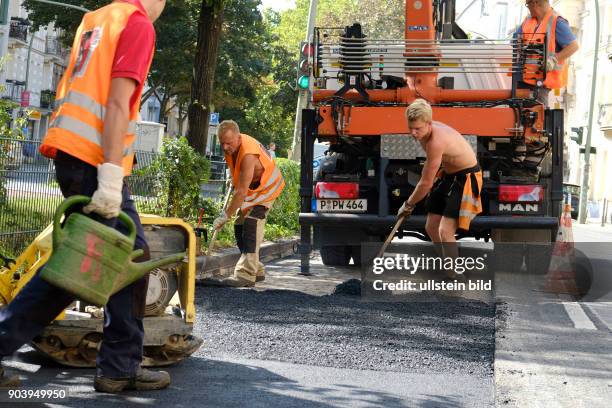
left=572, top=221, right=612, bottom=242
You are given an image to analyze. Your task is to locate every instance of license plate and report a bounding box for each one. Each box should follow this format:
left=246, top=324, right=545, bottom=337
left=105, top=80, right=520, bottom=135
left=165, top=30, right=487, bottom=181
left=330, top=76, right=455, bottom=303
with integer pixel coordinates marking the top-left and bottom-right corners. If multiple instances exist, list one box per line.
left=315, top=199, right=367, bottom=212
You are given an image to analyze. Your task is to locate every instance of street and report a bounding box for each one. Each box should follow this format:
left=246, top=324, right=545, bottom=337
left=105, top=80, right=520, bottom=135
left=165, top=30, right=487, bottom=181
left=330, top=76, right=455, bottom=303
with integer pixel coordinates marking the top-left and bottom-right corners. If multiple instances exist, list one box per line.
left=1, top=223, right=611, bottom=407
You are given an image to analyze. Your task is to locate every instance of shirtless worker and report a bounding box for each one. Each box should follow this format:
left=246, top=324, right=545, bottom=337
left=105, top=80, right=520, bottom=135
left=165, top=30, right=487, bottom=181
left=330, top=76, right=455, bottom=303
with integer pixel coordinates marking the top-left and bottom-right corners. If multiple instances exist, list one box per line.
left=397, top=99, right=482, bottom=278
left=208, top=120, right=285, bottom=287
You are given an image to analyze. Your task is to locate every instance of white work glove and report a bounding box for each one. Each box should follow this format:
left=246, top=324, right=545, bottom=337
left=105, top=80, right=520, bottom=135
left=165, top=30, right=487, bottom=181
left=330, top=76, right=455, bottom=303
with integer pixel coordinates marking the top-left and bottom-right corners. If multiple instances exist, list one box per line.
left=546, top=55, right=561, bottom=71
left=397, top=201, right=415, bottom=218
left=213, top=212, right=229, bottom=230
left=83, top=162, right=124, bottom=219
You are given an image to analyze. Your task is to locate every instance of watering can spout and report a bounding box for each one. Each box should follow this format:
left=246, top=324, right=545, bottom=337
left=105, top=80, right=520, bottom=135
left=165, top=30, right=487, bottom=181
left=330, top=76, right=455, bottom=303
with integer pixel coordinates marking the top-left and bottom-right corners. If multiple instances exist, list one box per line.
left=115, top=252, right=186, bottom=294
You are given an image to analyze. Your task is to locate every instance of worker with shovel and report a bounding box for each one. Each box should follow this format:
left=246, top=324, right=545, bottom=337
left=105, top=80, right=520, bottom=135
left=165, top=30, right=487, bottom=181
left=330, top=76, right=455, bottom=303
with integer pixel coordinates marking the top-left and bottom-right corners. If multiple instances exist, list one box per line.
left=207, top=120, right=285, bottom=287
left=397, top=99, right=483, bottom=279
left=0, top=0, right=171, bottom=392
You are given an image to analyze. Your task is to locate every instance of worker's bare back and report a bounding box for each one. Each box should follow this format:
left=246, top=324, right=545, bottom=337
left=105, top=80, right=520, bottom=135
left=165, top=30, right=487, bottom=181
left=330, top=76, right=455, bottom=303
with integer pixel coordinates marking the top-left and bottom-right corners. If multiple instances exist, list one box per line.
left=423, top=121, right=477, bottom=174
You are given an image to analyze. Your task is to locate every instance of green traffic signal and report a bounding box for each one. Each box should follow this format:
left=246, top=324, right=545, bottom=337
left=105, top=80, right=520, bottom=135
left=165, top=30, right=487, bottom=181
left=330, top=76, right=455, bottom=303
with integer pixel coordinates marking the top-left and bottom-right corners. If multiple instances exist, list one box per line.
left=298, top=75, right=310, bottom=90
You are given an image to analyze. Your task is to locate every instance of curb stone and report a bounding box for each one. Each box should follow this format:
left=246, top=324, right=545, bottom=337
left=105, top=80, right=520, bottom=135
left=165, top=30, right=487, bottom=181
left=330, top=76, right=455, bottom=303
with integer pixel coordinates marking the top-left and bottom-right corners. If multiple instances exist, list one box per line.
left=195, top=238, right=299, bottom=280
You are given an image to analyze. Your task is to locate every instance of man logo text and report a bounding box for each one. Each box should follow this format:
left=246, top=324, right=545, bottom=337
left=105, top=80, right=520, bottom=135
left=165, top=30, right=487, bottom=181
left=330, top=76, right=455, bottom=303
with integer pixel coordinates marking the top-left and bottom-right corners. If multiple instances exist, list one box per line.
left=499, top=203, right=539, bottom=212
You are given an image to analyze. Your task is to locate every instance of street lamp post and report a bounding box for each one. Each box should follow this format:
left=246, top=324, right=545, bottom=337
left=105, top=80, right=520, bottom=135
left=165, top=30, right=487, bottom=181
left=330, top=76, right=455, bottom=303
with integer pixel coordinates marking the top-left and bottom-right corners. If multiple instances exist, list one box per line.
left=578, top=0, right=600, bottom=224
left=289, top=0, right=317, bottom=161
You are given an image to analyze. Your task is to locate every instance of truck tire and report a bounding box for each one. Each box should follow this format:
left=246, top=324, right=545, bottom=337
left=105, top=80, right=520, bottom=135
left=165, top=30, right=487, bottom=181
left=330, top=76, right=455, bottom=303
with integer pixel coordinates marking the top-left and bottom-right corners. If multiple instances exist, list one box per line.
left=320, top=245, right=351, bottom=266
left=492, top=229, right=553, bottom=274
left=492, top=243, right=525, bottom=273
left=350, top=245, right=362, bottom=266
left=525, top=244, right=553, bottom=275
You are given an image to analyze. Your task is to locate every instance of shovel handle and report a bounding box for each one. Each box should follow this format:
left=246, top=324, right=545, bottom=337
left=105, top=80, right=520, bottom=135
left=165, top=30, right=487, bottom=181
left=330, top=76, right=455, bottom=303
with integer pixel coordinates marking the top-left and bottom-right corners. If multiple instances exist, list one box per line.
left=377, top=215, right=407, bottom=258
left=207, top=183, right=234, bottom=256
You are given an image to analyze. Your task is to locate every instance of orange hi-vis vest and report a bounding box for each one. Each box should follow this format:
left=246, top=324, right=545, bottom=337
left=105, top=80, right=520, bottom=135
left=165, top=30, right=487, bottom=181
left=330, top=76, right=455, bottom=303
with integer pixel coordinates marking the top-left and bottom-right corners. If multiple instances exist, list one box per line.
left=225, top=134, right=285, bottom=212
left=39, top=2, right=153, bottom=175
left=521, top=8, right=568, bottom=90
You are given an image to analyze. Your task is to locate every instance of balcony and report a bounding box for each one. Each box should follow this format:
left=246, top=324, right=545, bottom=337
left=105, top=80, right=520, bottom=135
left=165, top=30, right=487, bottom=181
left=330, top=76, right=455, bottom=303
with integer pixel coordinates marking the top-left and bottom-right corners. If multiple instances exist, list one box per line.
left=45, top=37, right=69, bottom=61
left=1, top=80, right=26, bottom=103
left=40, top=90, right=56, bottom=110
left=9, top=18, right=29, bottom=43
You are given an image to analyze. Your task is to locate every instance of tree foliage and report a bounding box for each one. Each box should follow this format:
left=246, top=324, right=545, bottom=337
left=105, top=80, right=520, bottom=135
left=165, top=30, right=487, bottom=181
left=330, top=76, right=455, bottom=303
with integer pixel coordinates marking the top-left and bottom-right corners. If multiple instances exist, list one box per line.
left=140, top=136, right=211, bottom=219
left=21, top=0, right=405, bottom=158
left=273, top=0, right=404, bottom=54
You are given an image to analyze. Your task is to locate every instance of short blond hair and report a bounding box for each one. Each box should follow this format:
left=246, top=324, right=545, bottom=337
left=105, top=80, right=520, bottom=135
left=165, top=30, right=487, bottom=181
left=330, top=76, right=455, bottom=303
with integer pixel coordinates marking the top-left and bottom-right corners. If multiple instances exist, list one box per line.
left=217, top=120, right=240, bottom=138
left=406, top=99, right=432, bottom=123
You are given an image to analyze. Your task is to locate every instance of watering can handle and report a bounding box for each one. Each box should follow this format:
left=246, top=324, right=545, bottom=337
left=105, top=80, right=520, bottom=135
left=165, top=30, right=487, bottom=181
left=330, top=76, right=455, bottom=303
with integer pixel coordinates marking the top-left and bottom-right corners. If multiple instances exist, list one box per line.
left=52, top=195, right=137, bottom=252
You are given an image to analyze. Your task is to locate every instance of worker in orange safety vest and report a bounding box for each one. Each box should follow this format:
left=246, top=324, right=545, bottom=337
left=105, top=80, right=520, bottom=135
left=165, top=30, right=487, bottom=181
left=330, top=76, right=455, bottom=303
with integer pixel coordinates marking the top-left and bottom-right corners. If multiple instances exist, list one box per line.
left=206, top=120, right=285, bottom=287
left=0, top=0, right=174, bottom=393
left=514, top=0, right=579, bottom=104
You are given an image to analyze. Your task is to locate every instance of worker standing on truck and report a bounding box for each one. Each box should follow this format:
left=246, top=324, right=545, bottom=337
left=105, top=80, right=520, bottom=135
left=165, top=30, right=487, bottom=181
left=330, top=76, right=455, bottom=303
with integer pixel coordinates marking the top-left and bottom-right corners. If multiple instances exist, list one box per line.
left=515, top=0, right=579, bottom=104
left=209, top=120, right=285, bottom=287
left=397, top=99, right=482, bottom=278
left=0, top=0, right=171, bottom=392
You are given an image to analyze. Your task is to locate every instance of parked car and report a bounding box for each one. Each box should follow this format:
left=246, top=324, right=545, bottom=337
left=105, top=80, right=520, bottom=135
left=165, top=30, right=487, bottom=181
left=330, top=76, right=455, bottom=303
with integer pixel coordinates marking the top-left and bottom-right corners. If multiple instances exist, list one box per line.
left=312, top=143, right=329, bottom=178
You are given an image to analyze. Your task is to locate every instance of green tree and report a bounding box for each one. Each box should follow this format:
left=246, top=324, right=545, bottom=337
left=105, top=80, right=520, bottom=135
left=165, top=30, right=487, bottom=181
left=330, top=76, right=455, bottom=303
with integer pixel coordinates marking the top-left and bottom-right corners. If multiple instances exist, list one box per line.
left=213, top=0, right=271, bottom=124
left=146, top=0, right=198, bottom=124
left=23, top=0, right=102, bottom=39
left=273, top=0, right=404, bottom=53
left=187, top=0, right=226, bottom=154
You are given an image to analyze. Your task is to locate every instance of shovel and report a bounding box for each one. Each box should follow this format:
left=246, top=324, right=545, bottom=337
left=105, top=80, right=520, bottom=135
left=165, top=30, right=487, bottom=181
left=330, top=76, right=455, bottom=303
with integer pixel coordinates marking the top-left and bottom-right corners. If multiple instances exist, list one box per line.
left=377, top=214, right=409, bottom=258
left=199, top=181, right=234, bottom=283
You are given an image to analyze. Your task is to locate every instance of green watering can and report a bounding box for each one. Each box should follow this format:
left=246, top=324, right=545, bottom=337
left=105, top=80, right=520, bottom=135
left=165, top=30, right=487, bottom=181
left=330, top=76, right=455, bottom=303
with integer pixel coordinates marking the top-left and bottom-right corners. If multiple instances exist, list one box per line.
left=40, top=195, right=186, bottom=307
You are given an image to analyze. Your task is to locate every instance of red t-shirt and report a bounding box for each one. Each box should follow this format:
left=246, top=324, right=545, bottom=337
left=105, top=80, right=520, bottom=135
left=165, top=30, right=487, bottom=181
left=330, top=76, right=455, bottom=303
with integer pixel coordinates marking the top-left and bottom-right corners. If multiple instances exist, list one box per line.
left=111, top=0, right=156, bottom=107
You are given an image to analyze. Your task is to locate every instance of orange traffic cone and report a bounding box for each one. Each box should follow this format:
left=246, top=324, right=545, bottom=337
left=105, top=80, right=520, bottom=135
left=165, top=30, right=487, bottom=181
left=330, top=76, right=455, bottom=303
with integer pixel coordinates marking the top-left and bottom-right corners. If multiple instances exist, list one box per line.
left=543, top=203, right=580, bottom=295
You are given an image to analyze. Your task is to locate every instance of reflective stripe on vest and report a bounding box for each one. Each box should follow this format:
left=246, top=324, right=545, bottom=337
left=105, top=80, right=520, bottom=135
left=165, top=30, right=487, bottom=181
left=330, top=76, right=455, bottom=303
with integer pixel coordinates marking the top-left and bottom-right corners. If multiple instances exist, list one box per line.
left=51, top=115, right=135, bottom=156
left=241, top=176, right=285, bottom=210
left=244, top=167, right=282, bottom=202
left=52, top=90, right=137, bottom=132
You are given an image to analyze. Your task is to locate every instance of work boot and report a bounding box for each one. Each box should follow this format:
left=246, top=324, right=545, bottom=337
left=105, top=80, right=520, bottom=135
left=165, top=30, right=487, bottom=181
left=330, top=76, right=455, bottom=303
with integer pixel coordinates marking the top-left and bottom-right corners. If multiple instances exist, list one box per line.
left=256, top=262, right=265, bottom=282
left=217, top=275, right=255, bottom=287
left=94, top=368, right=170, bottom=393
left=0, top=366, right=20, bottom=388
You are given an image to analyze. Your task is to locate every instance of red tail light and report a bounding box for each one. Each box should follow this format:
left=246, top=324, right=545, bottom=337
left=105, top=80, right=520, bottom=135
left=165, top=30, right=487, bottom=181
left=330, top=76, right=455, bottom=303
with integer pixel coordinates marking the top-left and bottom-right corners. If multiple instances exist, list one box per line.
left=315, top=182, right=359, bottom=199
left=498, top=184, right=544, bottom=202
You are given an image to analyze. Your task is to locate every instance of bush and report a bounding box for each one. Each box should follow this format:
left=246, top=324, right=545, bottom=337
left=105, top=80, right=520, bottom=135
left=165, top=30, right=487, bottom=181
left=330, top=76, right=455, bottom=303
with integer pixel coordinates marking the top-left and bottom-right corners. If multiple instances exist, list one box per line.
left=133, top=136, right=210, bottom=221
left=267, top=158, right=300, bottom=232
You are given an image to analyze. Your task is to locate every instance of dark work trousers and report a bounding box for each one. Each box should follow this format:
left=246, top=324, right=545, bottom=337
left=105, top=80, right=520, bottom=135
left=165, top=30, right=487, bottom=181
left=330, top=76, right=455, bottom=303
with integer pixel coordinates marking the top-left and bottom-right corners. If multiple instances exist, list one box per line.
left=0, top=152, right=150, bottom=378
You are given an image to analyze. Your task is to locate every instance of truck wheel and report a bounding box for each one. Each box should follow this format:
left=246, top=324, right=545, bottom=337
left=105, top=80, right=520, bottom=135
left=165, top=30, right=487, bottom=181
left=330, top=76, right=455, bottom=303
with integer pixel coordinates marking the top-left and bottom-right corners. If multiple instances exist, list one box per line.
left=492, top=243, right=525, bottom=273
left=320, top=246, right=351, bottom=266
left=350, top=245, right=380, bottom=267
left=351, top=246, right=363, bottom=266
left=525, top=244, right=553, bottom=275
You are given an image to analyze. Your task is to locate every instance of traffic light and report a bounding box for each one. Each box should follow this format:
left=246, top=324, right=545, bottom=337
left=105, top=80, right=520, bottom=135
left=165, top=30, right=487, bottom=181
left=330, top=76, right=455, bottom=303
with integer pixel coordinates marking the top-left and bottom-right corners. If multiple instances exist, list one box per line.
left=297, top=42, right=314, bottom=90
left=570, top=127, right=583, bottom=145
left=579, top=146, right=597, bottom=155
